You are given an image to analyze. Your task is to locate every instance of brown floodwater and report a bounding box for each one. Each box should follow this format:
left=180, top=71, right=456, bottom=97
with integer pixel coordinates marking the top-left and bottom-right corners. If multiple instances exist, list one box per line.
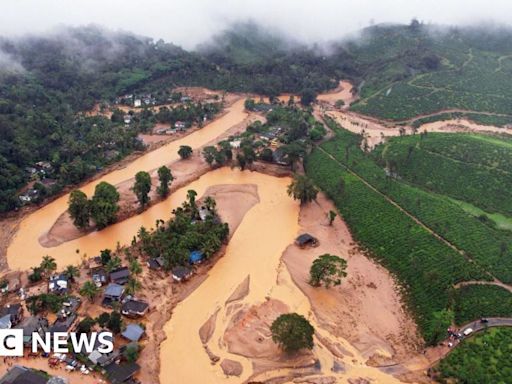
left=159, top=168, right=405, bottom=384
left=6, top=99, right=248, bottom=270
left=8, top=94, right=407, bottom=383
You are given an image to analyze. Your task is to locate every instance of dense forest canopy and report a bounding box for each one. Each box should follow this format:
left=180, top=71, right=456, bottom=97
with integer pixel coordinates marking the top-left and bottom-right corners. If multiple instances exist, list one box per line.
left=2, top=21, right=512, bottom=212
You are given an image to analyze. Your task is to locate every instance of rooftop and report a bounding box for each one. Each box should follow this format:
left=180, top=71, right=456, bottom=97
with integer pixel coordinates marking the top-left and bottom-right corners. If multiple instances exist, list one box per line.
left=121, top=324, right=144, bottom=342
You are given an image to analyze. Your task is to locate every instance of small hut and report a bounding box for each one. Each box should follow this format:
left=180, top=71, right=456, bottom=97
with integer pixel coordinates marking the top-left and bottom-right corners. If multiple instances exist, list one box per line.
left=295, top=233, right=319, bottom=248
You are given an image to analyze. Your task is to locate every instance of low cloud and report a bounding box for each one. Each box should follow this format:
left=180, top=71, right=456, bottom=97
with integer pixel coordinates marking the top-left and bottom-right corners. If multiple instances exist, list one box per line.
left=1, top=1, right=512, bottom=49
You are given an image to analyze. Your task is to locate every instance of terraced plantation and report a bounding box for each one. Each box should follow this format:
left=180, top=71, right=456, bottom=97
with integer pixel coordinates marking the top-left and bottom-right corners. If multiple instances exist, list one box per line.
left=305, top=119, right=512, bottom=344
left=349, top=27, right=512, bottom=125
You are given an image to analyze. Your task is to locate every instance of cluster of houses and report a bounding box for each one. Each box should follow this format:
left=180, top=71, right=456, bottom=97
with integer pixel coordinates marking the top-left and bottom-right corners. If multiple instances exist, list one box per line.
left=154, top=120, right=187, bottom=135
left=115, top=93, right=156, bottom=108
left=0, top=260, right=153, bottom=383
left=19, top=162, right=57, bottom=204
left=115, top=92, right=193, bottom=109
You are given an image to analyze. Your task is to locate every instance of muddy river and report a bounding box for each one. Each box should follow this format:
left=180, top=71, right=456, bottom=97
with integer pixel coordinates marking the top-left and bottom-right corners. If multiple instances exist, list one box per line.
left=6, top=99, right=248, bottom=270
left=6, top=92, right=408, bottom=383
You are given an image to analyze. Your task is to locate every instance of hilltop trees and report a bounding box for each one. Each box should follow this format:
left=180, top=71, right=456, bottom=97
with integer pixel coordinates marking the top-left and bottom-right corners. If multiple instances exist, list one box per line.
left=309, top=254, right=347, bottom=288
left=178, top=145, right=193, bottom=159
left=287, top=175, right=318, bottom=205
left=90, top=182, right=120, bottom=229
left=271, top=313, right=314, bottom=352
left=68, top=190, right=90, bottom=229
left=157, top=165, right=173, bottom=198
left=133, top=171, right=152, bottom=208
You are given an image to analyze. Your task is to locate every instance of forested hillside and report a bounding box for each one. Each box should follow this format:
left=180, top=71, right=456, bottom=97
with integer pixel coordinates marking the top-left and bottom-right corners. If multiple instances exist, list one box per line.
left=3, top=21, right=512, bottom=212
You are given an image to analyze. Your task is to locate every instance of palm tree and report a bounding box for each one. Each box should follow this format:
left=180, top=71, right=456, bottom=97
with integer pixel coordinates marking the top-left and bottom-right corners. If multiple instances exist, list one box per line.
left=79, top=281, right=100, bottom=302
left=40, top=255, right=57, bottom=276
left=64, top=265, right=80, bottom=282
left=187, top=190, right=198, bottom=208
left=125, top=278, right=142, bottom=296
left=204, top=196, right=216, bottom=213
left=129, top=259, right=142, bottom=275
left=105, top=256, right=122, bottom=273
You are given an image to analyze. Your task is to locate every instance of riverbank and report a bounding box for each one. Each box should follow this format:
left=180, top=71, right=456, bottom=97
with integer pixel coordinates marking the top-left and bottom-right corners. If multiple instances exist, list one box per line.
left=136, top=183, right=261, bottom=383
left=39, top=113, right=264, bottom=248
left=282, top=192, right=422, bottom=364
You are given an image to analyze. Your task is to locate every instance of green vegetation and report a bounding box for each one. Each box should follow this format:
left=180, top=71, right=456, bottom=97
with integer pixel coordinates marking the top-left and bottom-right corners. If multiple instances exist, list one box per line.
left=309, top=254, right=347, bottom=288
left=68, top=190, right=90, bottom=229
left=435, top=327, right=512, bottom=383
left=287, top=175, right=318, bottom=205
left=350, top=23, right=512, bottom=121
left=79, top=281, right=100, bottom=302
left=89, top=181, right=120, bottom=229
left=5, top=22, right=512, bottom=212
left=135, top=192, right=229, bottom=269
left=270, top=313, right=315, bottom=352
left=374, top=133, right=512, bottom=216
left=178, top=145, right=193, bottom=160
left=157, top=165, right=173, bottom=198
left=26, top=293, right=68, bottom=314
left=453, top=285, right=512, bottom=325
left=133, top=171, right=152, bottom=209
left=305, top=121, right=491, bottom=344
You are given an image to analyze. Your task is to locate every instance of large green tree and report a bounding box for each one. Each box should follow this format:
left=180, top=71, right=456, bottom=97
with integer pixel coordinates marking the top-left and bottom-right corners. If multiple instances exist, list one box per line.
left=157, top=165, right=174, bottom=198
left=309, top=254, right=347, bottom=288
left=178, top=145, right=193, bottom=159
left=271, top=313, right=314, bottom=352
left=68, top=190, right=90, bottom=229
left=287, top=174, right=318, bottom=205
left=90, top=182, right=120, bottom=229
left=133, top=171, right=152, bottom=208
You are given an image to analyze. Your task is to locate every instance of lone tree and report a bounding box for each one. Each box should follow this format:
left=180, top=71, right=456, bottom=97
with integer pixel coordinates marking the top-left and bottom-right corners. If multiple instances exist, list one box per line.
left=309, top=254, right=347, bottom=288
left=271, top=313, right=314, bottom=352
left=287, top=175, right=318, bottom=205
left=157, top=165, right=174, bottom=198
left=178, top=145, right=193, bottom=160
left=133, top=171, right=152, bottom=208
left=90, top=181, right=120, bottom=229
left=68, top=190, right=90, bottom=229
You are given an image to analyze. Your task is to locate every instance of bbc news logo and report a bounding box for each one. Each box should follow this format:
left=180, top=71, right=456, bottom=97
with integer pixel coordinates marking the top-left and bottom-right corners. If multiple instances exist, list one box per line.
left=0, top=330, right=113, bottom=357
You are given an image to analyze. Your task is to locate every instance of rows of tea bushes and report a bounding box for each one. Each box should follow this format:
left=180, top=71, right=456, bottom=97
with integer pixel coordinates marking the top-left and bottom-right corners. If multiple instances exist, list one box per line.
left=373, top=134, right=512, bottom=216
left=305, top=148, right=488, bottom=344
left=453, top=284, right=512, bottom=325
left=394, top=133, right=512, bottom=172
left=436, top=327, right=512, bottom=383
left=381, top=182, right=512, bottom=283
left=322, top=123, right=512, bottom=283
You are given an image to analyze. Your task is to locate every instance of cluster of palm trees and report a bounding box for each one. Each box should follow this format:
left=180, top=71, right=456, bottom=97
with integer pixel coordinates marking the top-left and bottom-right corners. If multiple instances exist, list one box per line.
left=29, top=255, right=80, bottom=283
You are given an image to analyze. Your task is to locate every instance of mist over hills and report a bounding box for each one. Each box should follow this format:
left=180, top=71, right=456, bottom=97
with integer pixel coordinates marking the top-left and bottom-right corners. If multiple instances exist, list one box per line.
left=2, top=20, right=512, bottom=211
